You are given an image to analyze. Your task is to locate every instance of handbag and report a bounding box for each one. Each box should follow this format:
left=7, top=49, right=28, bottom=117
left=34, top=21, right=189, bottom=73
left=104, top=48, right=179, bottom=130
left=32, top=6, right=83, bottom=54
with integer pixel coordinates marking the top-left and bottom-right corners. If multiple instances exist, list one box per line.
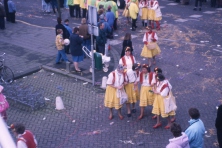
left=0, top=94, right=9, bottom=113
left=164, top=92, right=177, bottom=114
left=117, top=88, right=128, bottom=105
left=147, top=42, right=156, bottom=50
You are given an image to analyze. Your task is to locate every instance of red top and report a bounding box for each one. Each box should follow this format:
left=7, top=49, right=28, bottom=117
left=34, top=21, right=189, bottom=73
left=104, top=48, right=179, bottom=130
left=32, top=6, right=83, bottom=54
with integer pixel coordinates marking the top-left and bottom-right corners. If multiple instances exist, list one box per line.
left=17, top=130, right=37, bottom=148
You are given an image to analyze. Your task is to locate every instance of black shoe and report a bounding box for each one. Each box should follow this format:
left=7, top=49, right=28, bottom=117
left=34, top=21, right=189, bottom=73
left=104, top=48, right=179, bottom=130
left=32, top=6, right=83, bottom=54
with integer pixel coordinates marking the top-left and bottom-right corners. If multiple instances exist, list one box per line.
left=199, top=8, right=202, bottom=11
left=193, top=8, right=197, bottom=10
left=131, top=28, right=136, bottom=31
left=132, top=109, right=136, bottom=113
left=127, top=114, right=132, bottom=117
left=135, top=26, right=138, bottom=28
left=56, top=62, right=61, bottom=64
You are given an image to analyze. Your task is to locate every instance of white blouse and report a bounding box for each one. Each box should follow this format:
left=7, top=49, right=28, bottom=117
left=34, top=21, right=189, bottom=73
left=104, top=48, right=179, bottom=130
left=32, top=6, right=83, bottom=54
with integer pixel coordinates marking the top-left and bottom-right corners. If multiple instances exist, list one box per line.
left=156, top=80, right=172, bottom=97
left=106, top=70, right=124, bottom=87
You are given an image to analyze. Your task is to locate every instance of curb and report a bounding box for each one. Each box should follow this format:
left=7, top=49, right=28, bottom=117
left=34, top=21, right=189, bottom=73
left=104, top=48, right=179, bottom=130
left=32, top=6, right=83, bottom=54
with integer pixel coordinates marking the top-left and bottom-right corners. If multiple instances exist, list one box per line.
left=14, top=66, right=42, bottom=80
left=42, top=65, right=93, bottom=83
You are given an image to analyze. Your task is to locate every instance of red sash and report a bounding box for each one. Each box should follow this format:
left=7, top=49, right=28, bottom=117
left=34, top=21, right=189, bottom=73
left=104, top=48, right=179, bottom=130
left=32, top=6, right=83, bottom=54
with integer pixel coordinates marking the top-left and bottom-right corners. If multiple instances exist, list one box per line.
left=140, top=72, right=153, bottom=85
left=112, top=71, right=126, bottom=84
left=17, top=130, right=37, bottom=148
left=160, top=83, right=170, bottom=95
left=146, top=32, right=155, bottom=41
left=121, top=56, right=135, bottom=67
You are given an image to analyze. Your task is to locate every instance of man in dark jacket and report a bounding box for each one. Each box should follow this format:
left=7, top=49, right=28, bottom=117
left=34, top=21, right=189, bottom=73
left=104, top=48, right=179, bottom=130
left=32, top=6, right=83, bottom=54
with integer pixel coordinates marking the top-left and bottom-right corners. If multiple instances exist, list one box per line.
left=7, top=0, right=16, bottom=23
left=0, top=0, right=6, bottom=29
left=79, top=18, right=91, bottom=52
left=3, top=0, right=9, bottom=21
left=96, top=23, right=107, bottom=55
left=55, top=17, right=69, bottom=39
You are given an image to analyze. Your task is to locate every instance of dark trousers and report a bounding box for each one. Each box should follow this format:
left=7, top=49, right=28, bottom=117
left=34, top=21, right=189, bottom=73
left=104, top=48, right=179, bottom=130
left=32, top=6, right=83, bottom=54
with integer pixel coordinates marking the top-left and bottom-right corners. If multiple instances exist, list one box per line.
left=82, top=8, right=87, bottom=18
left=69, top=5, right=75, bottom=17
left=211, top=0, right=216, bottom=7
left=97, top=45, right=105, bottom=55
left=74, top=4, right=81, bottom=18
left=9, top=12, right=15, bottom=23
left=0, top=17, right=5, bottom=29
left=195, top=0, right=202, bottom=7
left=119, top=0, right=125, bottom=9
left=132, top=18, right=137, bottom=29
left=59, top=0, right=64, bottom=8
left=51, top=1, right=58, bottom=13
left=113, top=18, right=117, bottom=30
left=64, top=45, right=70, bottom=54
left=5, top=13, right=10, bottom=21
left=218, top=129, right=222, bottom=148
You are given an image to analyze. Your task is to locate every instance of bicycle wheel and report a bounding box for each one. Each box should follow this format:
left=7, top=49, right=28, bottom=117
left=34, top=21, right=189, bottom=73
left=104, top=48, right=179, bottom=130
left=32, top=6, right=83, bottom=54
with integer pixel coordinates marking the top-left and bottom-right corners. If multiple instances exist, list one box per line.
left=1, top=66, right=14, bottom=84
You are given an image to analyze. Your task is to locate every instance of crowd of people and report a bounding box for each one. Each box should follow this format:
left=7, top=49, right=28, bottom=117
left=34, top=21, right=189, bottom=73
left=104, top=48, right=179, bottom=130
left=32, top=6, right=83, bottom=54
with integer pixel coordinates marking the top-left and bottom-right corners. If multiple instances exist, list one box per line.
left=0, top=0, right=16, bottom=30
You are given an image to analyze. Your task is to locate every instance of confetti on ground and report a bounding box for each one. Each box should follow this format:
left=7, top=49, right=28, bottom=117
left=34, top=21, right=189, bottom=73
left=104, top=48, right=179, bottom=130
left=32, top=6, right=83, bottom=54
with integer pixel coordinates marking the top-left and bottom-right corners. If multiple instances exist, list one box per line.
left=119, top=140, right=135, bottom=145
left=136, top=129, right=150, bottom=135
left=176, top=65, right=179, bottom=67
left=110, top=122, right=114, bottom=125
left=72, top=120, right=75, bottom=123
left=43, top=117, right=46, bottom=120
left=83, top=82, right=88, bottom=85
left=200, top=68, right=203, bottom=70
left=44, top=97, right=50, bottom=101
left=23, top=76, right=27, bottom=78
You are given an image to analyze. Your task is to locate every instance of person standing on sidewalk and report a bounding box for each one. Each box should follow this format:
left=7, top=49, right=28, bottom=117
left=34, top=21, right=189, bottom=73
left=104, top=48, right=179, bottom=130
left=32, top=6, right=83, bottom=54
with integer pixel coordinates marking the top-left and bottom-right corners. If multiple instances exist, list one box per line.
left=105, top=0, right=118, bottom=30
left=185, top=108, right=206, bottom=148
left=68, top=0, right=74, bottom=17
left=55, top=29, right=69, bottom=64
left=7, top=0, right=16, bottom=23
left=70, top=27, right=84, bottom=72
left=96, top=22, right=107, bottom=55
left=216, top=105, right=222, bottom=148
left=74, top=0, right=81, bottom=18
left=193, top=0, right=202, bottom=11
left=104, top=64, right=125, bottom=120
left=63, top=19, right=72, bottom=54
left=3, top=0, right=9, bottom=22
left=10, top=123, right=37, bottom=148
left=51, top=0, right=58, bottom=14
left=55, top=17, right=69, bottom=40
left=129, top=0, right=139, bottom=31
left=79, top=18, right=91, bottom=52
left=42, top=0, right=51, bottom=13
left=64, top=0, right=68, bottom=9
left=0, top=0, right=6, bottom=30
left=151, top=0, right=162, bottom=30
left=80, top=0, right=87, bottom=18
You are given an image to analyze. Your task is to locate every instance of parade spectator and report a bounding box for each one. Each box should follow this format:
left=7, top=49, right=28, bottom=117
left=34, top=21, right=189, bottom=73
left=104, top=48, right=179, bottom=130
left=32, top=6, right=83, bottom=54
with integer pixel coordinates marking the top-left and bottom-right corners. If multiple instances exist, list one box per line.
left=70, top=27, right=84, bottom=72
left=96, top=23, right=107, bottom=55
left=105, top=0, right=118, bottom=30
left=106, top=6, right=115, bottom=28
left=64, top=0, right=68, bottom=9
left=98, top=14, right=111, bottom=56
left=129, top=0, right=139, bottom=31
left=59, top=0, right=64, bottom=8
left=55, top=17, right=69, bottom=39
left=166, top=123, right=190, bottom=148
left=74, top=0, right=81, bottom=18
left=0, top=0, right=6, bottom=30
left=51, top=0, right=58, bottom=14
left=11, top=123, right=37, bottom=148
left=3, top=0, right=9, bottom=22
left=80, top=0, right=87, bottom=18
left=55, top=29, right=69, bottom=64
left=185, top=108, right=205, bottom=148
left=0, top=85, right=9, bottom=121
left=193, top=0, right=203, bottom=11
left=68, top=0, right=74, bottom=17
left=42, top=0, right=51, bottom=13
left=104, top=64, right=125, bottom=120
left=121, top=33, right=133, bottom=57
left=63, top=19, right=72, bottom=54
left=215, top=105, right=222, bottom=148
left=79, top=18, right=91, bottom=52
left=97, top=7, right=104, bottom=22
left=7, top=0, right=16, bottom=23
left=97, top=0, right=106, bottom=10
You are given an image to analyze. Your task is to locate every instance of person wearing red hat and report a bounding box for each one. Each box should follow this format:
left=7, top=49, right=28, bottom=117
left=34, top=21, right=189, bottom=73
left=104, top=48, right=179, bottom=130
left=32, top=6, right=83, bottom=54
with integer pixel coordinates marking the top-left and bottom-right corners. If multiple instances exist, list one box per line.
left=138, top=64, right=156, bottom=120
left=152, top=74, right=176, bottom=129
left=141, top=27, right=161, bottom=66
left=11, top=123, right=37, bottom=148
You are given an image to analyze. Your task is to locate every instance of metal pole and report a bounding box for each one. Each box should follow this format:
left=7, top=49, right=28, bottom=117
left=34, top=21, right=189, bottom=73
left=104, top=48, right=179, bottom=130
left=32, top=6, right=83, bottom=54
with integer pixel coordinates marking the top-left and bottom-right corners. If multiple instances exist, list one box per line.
left=57, top=0, right=62, bottom=18
left=91, top=26, right=95, bottom=86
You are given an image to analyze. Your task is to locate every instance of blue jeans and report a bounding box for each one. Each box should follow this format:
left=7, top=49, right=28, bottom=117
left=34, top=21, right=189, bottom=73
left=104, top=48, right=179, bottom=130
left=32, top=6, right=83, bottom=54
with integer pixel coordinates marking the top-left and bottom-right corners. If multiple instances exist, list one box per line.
left=56, top=49, right=68, bottom=63
left=82, top=39, right=91, bottom=55
left=64, top=0, right=68, bottom=8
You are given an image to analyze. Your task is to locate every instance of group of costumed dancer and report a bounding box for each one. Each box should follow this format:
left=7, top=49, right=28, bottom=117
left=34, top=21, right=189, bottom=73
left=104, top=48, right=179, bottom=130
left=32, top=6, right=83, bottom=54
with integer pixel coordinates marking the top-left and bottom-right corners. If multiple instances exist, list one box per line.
left=104, top=14, right=177, bottom=128
left=123, top=0, right=162, bottom=30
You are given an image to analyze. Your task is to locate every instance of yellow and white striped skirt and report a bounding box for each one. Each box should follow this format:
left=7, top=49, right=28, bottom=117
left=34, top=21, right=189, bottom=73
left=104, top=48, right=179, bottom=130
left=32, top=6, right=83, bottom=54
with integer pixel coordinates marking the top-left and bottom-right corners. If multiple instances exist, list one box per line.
left=139, top=86, right=154, bottom=107
left=104, top=86, right=122, bottom=109
left=141, top=43, right=161, bottom=58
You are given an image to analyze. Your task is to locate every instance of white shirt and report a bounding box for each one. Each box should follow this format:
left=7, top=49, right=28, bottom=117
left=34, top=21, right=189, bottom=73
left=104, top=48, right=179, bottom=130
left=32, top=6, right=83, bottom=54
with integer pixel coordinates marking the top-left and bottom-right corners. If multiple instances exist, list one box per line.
left=125, top=69, right=137, bottom=83
left=143, top=32, right=158, bottom=44
left=17, top=131, right=37, bottom=148
left=151, top=0, right=159, bottom=10
left=106, top=70, right=124, bottom=87
left=156, top=80, right=172, bottom=97
left=141, top=73, right=156, bottom=86
left=139, top=1, right=147, bottom=8
left=119, top=55, right=136, bottom=70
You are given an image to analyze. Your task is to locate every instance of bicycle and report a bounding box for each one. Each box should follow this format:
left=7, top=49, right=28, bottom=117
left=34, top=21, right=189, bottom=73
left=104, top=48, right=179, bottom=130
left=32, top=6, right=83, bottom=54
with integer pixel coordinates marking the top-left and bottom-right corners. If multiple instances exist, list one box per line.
left=0, top=53, right=14, bottom=84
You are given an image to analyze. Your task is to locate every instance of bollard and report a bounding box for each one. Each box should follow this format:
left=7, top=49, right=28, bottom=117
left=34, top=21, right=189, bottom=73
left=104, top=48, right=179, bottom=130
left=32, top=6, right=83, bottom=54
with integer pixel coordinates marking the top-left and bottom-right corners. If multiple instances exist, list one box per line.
left=55, top=96, right=65, bottom=110
left=66, top=62, right=71, bottom=73
left=101, top=76, right=107, bottom=89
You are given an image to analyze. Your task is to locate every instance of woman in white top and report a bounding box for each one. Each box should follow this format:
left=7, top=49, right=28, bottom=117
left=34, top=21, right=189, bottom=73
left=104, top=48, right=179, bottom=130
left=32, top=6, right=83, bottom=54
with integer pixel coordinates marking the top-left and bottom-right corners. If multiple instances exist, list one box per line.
left=138, top=64, right=156, bottom=120
left=119, top=47, right=136, bottom=69
left=152, top=74, right=176, bottom=129
left=104, top=64, right=125, bottom=120
left=124, top=64, right=141, bottom=117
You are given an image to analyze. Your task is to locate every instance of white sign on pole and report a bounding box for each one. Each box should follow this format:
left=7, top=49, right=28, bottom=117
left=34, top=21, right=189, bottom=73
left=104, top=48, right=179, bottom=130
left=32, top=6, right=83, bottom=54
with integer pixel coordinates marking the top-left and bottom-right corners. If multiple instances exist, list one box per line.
left=88, top=25, right=99, bottom=36
left=88, top=6, right=98, bottom=26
